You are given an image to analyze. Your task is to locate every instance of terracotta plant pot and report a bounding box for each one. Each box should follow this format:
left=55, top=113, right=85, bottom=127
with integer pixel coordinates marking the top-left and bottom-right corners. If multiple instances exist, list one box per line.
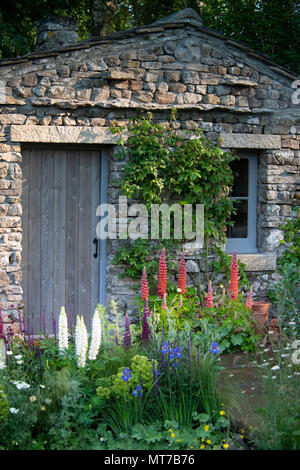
left=251, top=301, right=269, bottom=335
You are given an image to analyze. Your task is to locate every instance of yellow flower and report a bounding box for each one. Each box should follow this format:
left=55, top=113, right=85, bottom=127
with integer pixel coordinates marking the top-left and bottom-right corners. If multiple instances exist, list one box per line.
left=200, top=444, right=205, bottom=450
left=171, top=433, right=175, bottom=438
left=241, top=429, right=245, bottom=434
left=168, top=428, right=173, bottom=433
left=221, top=402, right=224, bottom=406
left=190, top=446, right=194, bottom=449
left=176, top=439, right=181, bottom=443
left=223, top=443, right=229, bottom=449
left=206, top=440, right=212, bottom=445
left=249, top=426, right=253, bottom=430
left=220, top=410, right=226, bottom=416
left=240, top=435, right=244, bottom=439
left=204, top=425, right=210, bottom=432
left=40, top=406, right=46, bottom=411
left=29, top=395, right=37, bottom=402
left=201, top=438, right=204, bottom=442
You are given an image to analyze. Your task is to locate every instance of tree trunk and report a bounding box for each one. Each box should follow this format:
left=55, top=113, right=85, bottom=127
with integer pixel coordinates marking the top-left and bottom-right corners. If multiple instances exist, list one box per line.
left=91, top=0, right=118, bottom=37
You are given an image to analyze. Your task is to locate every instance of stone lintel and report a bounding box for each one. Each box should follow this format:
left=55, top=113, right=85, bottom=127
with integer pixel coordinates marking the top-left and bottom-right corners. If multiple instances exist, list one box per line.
left=220, top=133, right=281, bottom=149
left=10, top=125, right=127, bottom=144
left=237, top=253, right=277, bottom=272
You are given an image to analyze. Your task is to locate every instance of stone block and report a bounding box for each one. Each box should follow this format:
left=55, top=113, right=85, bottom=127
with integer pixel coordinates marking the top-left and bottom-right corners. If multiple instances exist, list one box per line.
left=220, top=133, right=281, bottom=149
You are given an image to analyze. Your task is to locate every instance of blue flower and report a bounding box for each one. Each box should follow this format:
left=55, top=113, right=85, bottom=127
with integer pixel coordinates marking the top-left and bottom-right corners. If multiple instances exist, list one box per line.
left=209, top=342, right=221, bottom=355
left=161, top=341, right=169, bottom=355
left=121, top=367, right=132, bottom=382
left=132, top=385, right=143, bottom=397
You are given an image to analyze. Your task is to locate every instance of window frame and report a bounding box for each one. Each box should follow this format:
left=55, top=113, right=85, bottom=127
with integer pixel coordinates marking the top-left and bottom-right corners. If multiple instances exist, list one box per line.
left=226, top=151, right=258, bottom=254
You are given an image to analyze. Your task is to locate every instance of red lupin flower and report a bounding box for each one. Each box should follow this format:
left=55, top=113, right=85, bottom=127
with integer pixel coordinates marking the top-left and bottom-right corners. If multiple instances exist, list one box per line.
left=177, top=252, right=186, bottom=295
left=141, top=266, right=149, bottom=300
left=229, top=250, right=239, bottom=300
left=157, top=249, right=167, bottom=298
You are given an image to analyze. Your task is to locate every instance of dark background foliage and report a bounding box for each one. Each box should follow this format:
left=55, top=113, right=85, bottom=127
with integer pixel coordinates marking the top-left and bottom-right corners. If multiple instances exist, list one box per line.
left=0, top=0, right=299, bottom=73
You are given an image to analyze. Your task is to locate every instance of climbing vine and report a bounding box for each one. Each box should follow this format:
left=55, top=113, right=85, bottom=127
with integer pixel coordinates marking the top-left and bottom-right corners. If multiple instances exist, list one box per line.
left=111, top=111, right=239, bottom=285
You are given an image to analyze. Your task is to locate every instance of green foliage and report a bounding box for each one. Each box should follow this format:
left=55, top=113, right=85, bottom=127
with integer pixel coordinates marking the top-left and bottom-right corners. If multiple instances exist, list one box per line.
left=97, top=354, right=157, bottom=399
left=0, top=385, right=9, bottom=425
left=0, top=0, right=91, bottom=59
left=252, top=342, right=300, bottom=450
left=268, top=208, right=300, bottom=336
left=112, top=238, right=178, bottom=290
left=114, top=113, right=236, bottom=244
left=277, top=207, right=300, bottom=271
left=200, top=0, right=300, bottom=73
left=198, top=296, right=258, bottom=353
left=145, top=285, right=258, bottom=354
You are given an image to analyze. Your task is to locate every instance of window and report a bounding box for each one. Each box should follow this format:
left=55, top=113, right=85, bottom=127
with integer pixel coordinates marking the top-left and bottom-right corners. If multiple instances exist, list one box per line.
left=226, top=151, right=258, bottom=254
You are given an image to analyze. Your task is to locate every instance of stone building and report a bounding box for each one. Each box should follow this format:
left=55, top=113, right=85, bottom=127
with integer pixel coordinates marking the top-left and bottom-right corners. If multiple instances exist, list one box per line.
left=0, top=8, right=299, bottom=332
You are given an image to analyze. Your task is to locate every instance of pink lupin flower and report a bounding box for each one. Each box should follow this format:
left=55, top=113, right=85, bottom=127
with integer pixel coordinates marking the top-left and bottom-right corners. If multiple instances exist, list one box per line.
left=229, top=250, right=239, bottom=300
left=205, top=281, right=214, bottom=308
left=141, top=266, right=149, bottom=300
left=157, top=249, right=167, bottom=298
left=246, top=287, right=253, bottom=309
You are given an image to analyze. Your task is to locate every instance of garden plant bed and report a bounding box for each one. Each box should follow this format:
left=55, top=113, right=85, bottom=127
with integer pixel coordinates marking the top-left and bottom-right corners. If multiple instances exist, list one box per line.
left=0, top=243, right=299, bottom=451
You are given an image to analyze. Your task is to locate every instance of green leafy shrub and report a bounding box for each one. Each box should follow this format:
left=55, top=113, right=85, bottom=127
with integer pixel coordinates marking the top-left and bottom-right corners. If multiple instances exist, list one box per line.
left=0, top=385, right=9, bottom=425
left=97, top=354, right=158, bottom=400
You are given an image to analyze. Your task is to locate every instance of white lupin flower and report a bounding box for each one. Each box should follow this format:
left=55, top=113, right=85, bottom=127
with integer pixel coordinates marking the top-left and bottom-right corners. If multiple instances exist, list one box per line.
left=75, top=315, right=82, bottom=357
left=77, top=316, right=88, bottom=368
left=88, top=310, right=102, bottom=360
left=58, top=306, right=69, bottom=352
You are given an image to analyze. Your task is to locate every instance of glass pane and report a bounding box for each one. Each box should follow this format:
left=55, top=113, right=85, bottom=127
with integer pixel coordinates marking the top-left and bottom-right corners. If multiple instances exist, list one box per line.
left=230, top=159, right=249, bottom=197
left=227, top=200, right=248, bottom=238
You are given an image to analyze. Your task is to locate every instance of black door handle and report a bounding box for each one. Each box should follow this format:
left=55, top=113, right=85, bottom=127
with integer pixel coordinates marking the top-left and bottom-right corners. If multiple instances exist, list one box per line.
left=93, top=238, right=98, bottom=258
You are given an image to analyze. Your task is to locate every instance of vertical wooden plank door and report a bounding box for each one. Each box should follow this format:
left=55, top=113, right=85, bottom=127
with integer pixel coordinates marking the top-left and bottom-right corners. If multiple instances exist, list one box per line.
left=21, top=147, right=101, bottom=333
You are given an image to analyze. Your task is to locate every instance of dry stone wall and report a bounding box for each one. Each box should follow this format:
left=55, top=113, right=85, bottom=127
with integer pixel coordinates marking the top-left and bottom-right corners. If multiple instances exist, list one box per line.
left=0, top=17, right=299, bottom=325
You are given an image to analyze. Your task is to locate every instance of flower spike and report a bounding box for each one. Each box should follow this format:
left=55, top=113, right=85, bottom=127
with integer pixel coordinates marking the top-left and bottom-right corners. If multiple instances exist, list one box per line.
left=123, top=313, right=131, bottom=350
left=205, top=281, right=214, bottom=308
left=141, top=266, right=149, bottom=300
left=229, top=250, right=239, bottom=300
left=141, top=299, right=151, bottom=343
left=157, top=249, right=167, bottom=298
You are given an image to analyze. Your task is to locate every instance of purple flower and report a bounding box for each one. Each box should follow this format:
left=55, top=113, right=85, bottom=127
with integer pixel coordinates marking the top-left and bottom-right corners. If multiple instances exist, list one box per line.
left=141, top=299, right=151, bottom=343
left=123, top=314, right=131, bottom=350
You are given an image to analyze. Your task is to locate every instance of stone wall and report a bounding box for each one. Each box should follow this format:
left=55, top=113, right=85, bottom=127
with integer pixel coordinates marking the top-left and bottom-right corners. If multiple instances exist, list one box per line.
left=0, top=11, right=299, bottom=327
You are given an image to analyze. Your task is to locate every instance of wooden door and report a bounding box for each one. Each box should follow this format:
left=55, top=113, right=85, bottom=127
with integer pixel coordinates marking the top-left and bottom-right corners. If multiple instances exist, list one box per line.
left=21, top=147, right=101, bottom=333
